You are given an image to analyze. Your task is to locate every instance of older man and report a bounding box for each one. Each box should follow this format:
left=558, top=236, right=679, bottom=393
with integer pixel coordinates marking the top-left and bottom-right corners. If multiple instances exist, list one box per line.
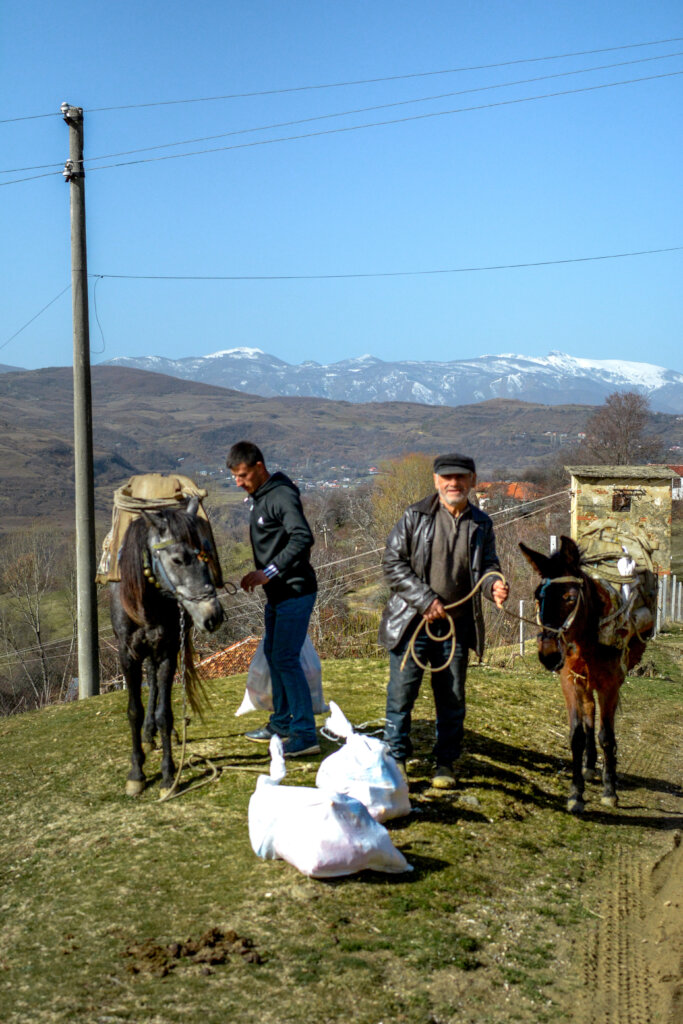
left=378, top=452, right=509, bottom=788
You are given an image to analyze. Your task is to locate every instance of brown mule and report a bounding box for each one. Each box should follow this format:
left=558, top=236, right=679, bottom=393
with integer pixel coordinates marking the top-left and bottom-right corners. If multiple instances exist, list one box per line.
left=520, top=536, right=650, bottom=814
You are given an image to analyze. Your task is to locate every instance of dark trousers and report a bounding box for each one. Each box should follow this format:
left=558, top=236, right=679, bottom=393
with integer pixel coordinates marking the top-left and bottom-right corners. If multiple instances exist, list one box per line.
left=264, top=592, right=317, bottom=745
left=384, top=616, right=472, bottom=765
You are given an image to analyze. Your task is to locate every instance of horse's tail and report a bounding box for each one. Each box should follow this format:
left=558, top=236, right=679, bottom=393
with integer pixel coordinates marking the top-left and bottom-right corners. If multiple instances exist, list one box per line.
left=179, top=627, right=211, bottom=720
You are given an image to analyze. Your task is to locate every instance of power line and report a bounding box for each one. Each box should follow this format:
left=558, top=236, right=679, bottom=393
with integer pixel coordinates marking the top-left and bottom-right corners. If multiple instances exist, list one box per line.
left=91, top=246, right=683, bottom=282
left=79, top=70, right=683, bottom=175
left=2, top=68, right=680, bottom=187
left=5, top=49, right=681, bottom=173
left=1, top=493, right=569, bottom=670
left=60, top=35, right=683, bottom=114
left=4, top=35, right=680, bottom=123
left=0, top=284, right=71, bottom=352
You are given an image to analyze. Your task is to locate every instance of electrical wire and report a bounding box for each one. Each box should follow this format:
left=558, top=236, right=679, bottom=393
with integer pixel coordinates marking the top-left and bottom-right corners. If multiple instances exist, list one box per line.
left=80, top=70, right=683, bottom=177
left=2, top=67, right=680, bottom=187
left=1, top=491, right=568, bottom=671
left=3, top=35, right=681, bottom=123
left=51, top=34, right=683, bottom=115
left=0, top=284, right=71, bottom=352
left=91, top=246, right=683, bottom=282
left=5, top=48, right=680, bottom=173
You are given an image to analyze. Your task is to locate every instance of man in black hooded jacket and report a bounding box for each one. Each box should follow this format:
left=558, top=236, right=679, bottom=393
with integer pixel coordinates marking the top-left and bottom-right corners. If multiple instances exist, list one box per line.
left=227, top=441, right=319, bottom=757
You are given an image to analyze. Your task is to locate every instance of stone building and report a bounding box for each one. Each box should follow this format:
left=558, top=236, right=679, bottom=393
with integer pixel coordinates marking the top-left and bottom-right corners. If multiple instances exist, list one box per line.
left=566, top=465, right=676, bottom=574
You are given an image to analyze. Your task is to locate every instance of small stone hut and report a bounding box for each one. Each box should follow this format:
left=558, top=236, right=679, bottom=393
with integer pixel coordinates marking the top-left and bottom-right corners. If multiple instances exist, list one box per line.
left=566, top=465, right=676, bottom=574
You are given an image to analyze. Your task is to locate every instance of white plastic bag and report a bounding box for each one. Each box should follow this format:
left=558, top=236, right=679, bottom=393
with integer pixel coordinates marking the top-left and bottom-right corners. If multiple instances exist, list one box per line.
left=236, top=635, right=328, bottom=716
left=315, top=702, right=411, bottom=823
left=248, top=737, right=412, bottom=878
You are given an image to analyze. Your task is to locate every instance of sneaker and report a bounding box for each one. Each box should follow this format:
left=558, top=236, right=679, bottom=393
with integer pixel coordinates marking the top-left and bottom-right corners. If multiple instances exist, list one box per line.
left=282, top=738, right=321, bottom=758
left=431, top=764, right=457, bottom=790
left=245, top=725, right=286, bottom=743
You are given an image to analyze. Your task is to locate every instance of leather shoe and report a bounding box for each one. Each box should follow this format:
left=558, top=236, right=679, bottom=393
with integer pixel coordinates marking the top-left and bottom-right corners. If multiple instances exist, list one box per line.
left=431, top=764, right=456, bottom=789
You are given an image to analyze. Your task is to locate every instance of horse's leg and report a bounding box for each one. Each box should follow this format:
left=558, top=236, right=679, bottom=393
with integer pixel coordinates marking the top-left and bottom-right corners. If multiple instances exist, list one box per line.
left=123, top=654, right=147, bottom=797
left=155, top=653, right=178, bottom=796
left=582, top=689, right=600, bottom=782
left=561, top=670, right=586, bottom=813
left=142, top=657, right=158, bottom=750
left=597, top=684, right=621, bottom=807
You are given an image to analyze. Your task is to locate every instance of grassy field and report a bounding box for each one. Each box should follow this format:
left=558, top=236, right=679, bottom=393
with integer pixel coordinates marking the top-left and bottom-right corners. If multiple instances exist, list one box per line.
left=1, top=633, right=681, bottom=1024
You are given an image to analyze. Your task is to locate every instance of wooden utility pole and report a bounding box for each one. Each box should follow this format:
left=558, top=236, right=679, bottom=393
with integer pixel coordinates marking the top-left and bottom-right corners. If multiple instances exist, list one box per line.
left=62, top=103, right=99, bottom=697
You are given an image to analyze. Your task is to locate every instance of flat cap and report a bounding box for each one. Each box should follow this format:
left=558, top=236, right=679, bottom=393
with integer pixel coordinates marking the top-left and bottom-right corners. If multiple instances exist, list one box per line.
left=433, top=452, right=476, bottom=475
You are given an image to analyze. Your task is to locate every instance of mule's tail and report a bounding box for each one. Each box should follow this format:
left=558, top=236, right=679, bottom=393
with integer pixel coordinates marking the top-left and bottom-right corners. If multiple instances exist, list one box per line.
left=178, top=628, right=211, bottom=720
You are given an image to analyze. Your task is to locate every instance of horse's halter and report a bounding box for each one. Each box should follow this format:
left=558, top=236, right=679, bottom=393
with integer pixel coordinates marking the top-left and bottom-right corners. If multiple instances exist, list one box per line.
left=142, top=538, right=211, bottom=602
left=535, top=575, right=585, bottom=640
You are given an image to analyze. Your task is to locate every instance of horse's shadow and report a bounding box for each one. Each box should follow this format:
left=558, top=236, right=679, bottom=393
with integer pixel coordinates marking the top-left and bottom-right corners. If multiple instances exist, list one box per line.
left=408, top=720, right=682, bottom=824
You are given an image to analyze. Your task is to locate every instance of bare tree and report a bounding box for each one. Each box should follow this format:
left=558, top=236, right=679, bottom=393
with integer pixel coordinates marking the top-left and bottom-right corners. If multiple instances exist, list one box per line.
left=0, top=527, right=77, bottom=710
left=576, top=392, right=663, bottom=466
left=371, top=453, right=434, bottom=543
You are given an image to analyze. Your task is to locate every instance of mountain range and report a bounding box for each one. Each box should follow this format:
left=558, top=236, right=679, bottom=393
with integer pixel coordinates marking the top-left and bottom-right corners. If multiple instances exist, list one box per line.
left=2, top=365, right=682, bottom=536
left=100, top=349, right=683, bottom=413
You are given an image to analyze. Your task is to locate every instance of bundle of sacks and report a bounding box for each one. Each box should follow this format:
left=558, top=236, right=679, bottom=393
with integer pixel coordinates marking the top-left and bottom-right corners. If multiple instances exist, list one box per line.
left=316, top=702, right=411, bottom=823
left=247, top=703, right=411, bottom=878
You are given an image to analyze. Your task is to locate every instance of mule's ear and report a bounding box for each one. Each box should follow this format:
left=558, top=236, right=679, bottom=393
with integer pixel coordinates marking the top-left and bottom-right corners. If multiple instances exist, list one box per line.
left=141, top=509, right=167, bottom=532
left=559, top=535, right=582, bottom=572
left=519, top=542, right=553, bottom=577
left=185, top=496, right=199, bottom=518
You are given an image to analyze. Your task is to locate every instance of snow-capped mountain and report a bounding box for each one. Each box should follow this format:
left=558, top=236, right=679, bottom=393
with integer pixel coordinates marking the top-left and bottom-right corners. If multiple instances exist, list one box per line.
left=101, top=349, right=683, bottom=413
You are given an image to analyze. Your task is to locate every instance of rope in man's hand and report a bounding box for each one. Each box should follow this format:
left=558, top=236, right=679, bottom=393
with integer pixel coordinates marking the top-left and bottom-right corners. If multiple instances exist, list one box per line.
left=400, top=570, right=509, bottom=673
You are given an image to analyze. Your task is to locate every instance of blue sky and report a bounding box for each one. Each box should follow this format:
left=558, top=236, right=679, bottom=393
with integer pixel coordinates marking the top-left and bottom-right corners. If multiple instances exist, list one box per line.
left=2, top=1, right=681, bottom=373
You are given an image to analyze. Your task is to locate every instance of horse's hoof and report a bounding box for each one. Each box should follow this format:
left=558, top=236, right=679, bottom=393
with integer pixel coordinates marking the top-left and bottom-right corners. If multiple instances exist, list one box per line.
left=567, top=797, right=585, bottom=814
left=125, top=779, right=145, bottom=797
left=158, top=786, right=174, bottom=801
left=601, top=794, right=618, bottom=808
left=583, top=767, right=601, bottom=783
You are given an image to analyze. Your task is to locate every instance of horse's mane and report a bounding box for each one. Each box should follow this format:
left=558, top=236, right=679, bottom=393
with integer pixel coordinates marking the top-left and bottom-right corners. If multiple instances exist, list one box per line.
left=118, top=507, right=223, bottom=625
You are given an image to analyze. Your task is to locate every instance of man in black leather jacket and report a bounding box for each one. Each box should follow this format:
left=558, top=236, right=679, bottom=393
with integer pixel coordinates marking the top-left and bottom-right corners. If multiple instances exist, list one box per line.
left=379, top=453, right=509, bottom=789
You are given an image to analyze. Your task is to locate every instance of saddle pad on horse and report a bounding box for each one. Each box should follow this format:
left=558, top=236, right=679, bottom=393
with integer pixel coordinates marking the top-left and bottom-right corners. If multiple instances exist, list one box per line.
left=96, top=473, right=212, bottom=584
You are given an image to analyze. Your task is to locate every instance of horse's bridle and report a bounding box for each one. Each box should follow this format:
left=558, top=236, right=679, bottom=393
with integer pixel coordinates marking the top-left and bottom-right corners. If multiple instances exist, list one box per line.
left=142, top=539, right=212, bottom=603
left=535, top=575, right=585, bottom=642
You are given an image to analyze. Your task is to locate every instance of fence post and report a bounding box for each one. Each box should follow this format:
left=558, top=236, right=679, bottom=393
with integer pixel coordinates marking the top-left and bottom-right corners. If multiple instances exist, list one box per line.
left=655, top=574, right=662, bottom=636
left=671, top=574, right=677, bottom=620
left=550, top=535, right=558, bottom=555
left=662, top=575, right=669, bottom=627
left=519, top=600, right=525, bottom=656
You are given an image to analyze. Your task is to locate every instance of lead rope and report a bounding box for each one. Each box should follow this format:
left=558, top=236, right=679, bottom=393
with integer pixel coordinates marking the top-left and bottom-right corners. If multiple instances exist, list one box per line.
left=400, top=569, right=508, bottom=673
left=158, top=606, right=219, bottom=803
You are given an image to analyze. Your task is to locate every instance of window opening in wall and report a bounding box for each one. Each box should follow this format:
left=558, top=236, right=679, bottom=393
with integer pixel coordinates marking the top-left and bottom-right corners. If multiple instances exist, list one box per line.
left=612, top=491, right=632, bottom=512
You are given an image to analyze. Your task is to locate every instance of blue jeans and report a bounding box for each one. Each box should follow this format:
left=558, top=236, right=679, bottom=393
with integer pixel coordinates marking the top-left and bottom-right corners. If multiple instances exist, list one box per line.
left=384, top=616, right=472, bottom=765
left=263, top=592, right=317, bottom=745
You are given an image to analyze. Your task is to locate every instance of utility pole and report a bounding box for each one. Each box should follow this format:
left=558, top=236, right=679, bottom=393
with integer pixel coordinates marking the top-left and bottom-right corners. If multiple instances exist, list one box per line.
left=62, top=103, right=99, bottom=698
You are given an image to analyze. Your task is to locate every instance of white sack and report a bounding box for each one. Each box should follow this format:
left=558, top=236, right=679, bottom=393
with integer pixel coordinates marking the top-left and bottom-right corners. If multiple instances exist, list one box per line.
left=248, top=737, right=411, bottom=878
left=236, top=635, right=328, bottom=716
left=315, top=702, right=411, bottom=823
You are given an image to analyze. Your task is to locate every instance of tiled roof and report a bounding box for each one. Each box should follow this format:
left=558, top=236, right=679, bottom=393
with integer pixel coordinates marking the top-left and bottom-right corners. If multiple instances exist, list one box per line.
left=197, top=636, right=260, bottom=679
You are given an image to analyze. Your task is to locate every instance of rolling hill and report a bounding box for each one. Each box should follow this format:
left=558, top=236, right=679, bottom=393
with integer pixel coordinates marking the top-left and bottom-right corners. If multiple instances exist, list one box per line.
left=1, top=365, right=681, bottom=533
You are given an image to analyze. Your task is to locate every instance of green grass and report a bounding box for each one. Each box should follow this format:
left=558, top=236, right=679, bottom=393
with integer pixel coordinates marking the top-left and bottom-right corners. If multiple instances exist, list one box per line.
left=0, top=635, right=681, bottom=1024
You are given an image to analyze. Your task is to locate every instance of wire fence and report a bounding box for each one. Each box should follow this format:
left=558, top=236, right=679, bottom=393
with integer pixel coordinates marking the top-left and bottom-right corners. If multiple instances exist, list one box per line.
left=3, top=487, right=680, bottom=714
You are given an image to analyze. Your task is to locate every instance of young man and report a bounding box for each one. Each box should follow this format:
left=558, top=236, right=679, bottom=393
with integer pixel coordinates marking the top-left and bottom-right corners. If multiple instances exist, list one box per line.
left=227, top=441, right=319, bottom=757
left=378, top=452, right=509, bottom=788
